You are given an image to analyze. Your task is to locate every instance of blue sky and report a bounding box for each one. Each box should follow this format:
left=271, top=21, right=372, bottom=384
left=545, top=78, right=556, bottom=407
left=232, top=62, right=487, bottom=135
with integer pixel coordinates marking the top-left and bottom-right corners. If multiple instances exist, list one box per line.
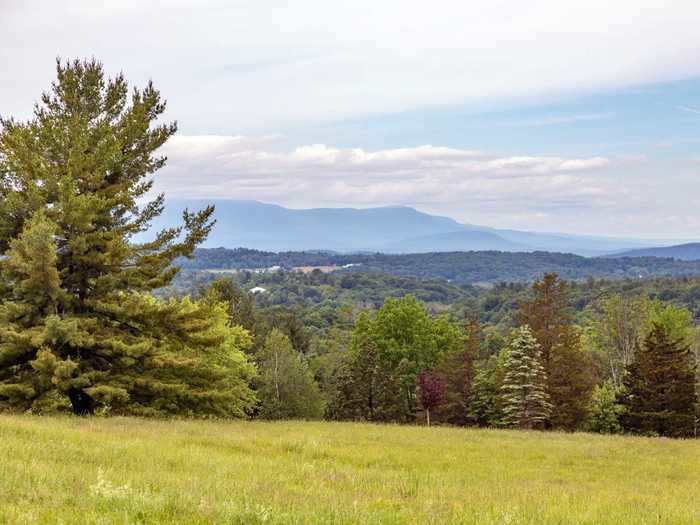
left=2, top=1, right=700, bottom=239
left=288, top=77, right=700, bottom=157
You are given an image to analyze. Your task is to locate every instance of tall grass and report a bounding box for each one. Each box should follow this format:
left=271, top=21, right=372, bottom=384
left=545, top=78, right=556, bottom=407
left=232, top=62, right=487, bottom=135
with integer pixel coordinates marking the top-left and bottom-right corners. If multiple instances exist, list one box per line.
left=1, top=416, right=699, bottom=524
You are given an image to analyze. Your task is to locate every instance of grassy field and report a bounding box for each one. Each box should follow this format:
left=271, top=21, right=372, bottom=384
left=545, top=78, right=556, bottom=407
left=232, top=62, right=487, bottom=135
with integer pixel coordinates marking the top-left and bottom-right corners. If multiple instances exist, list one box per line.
left=1, top=417, right=699, bottom=524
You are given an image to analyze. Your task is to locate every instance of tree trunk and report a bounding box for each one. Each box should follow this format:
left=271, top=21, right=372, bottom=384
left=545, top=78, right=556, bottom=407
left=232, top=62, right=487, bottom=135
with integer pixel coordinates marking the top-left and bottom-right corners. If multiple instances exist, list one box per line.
left=426, top=408, right=430, bottom=426
left=68, top=388, right=95, bottom=416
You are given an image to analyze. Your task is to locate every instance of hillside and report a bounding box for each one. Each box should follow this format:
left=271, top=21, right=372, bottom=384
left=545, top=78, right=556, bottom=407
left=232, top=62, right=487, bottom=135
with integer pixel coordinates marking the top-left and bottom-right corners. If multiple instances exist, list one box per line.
left=2, top=416, right=700, bottom=524
left=179, top=247, right=700, bottom=284
left=141, top=199, right=668, bottom=256
left=612, top=242, right=700, bottom=261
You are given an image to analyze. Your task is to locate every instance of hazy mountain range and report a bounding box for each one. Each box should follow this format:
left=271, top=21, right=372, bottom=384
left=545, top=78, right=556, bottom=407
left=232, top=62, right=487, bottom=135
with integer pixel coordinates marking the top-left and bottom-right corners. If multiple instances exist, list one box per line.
left=143, top=200, right=693, bottom=257
left=609, top=243, right=700, bottom=261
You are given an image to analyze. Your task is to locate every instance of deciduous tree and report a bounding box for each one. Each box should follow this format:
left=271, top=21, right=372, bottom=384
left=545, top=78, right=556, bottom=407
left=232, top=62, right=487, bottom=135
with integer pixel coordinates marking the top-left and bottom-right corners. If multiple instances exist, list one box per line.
left=255, top=329, right=324, bottom=419
left=417, top=369, right=445, bottom=426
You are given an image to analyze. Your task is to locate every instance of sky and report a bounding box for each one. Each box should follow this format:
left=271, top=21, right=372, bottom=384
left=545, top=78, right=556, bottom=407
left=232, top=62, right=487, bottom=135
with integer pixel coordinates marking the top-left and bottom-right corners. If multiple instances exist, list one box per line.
left=2, top=0, right=700, bottom=239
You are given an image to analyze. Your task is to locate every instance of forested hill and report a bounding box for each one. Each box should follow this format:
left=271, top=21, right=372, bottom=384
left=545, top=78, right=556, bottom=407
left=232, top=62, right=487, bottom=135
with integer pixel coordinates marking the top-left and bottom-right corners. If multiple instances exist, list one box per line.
left=181, top=248, right=700, bottom=284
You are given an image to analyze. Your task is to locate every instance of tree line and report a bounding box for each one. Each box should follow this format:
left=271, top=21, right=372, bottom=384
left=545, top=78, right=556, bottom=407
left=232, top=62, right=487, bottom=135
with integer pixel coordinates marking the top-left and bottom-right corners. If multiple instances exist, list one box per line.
left=311, top=274, right=696, bottom=437
left=182, top=246, right=700, bottom=283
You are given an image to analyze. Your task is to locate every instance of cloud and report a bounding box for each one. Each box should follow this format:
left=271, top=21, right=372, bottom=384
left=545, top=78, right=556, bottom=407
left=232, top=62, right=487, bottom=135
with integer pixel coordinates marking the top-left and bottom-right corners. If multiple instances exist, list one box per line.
left=3, top=1, right=700, bottom=129
left=156, top=135, right=611, bottom=210
left=675, top=105, right=700, bottom=115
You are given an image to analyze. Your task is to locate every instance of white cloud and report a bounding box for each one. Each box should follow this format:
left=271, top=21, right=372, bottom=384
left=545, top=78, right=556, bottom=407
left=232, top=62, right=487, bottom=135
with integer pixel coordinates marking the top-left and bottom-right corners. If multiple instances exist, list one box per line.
left=4, top=2, right=700, bottom=238
left=2, top=1, right=700, bottom=129
left=157, top=135, right=611, bottom=210
left=675, top=105, right=700, bottom=115
left=152, top=135, right=700, bottom=239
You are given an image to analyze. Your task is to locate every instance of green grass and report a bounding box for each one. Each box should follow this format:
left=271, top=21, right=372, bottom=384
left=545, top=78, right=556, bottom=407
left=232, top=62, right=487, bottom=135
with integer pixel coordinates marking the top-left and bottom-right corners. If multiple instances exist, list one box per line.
left=1, top=417, right=699, bottom=524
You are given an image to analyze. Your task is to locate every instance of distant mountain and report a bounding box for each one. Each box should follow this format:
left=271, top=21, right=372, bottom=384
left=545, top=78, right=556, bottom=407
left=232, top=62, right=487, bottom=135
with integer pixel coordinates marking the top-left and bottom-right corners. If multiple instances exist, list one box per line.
left=144, top=200, right=468, bottom=252
left=140, top=199, right=684, bottom=256
left=476, top=228, right=660, bottom=257
left=610, top=243, right=700, bottom=261
left=378, top=230, right=529, bottom=253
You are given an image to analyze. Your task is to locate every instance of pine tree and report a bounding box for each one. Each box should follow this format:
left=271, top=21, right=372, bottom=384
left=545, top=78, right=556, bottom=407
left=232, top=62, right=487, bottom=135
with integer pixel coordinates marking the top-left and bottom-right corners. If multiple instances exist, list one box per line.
left=255, top=329, right=324, bottom=420
left=500, top=326, right=552, bottom=429
left=0, top=58, right=255, bottom=416
left=519, top=273, right=595, bottom=429
left=204, top=279, right=265, bottom=353
left=548, top=331, right=596, bottom=430
left=621, top=322, right=697, bottom=437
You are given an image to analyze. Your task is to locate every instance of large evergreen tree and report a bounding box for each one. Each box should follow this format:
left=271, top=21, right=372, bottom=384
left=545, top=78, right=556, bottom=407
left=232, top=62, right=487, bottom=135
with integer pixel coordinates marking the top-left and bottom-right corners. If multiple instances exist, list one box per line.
left=621, top=322, right=697, bottom=437
left=0, top=59, right=255, bottom=416
left=500, top=326, right=552, bottom=429
left=519, top=273, right=595, bottom=429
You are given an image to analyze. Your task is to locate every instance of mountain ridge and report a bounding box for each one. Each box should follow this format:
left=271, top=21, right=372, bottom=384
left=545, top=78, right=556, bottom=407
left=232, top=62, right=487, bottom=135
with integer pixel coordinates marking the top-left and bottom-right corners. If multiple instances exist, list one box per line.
left=141, top=199, right=689, bottom=256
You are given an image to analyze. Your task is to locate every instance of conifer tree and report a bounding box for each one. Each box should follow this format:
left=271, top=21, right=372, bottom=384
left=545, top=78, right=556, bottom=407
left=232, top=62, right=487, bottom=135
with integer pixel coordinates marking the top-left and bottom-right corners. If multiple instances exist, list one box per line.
left=500, top=326, right=552, bottom=429
left=0, top=59, right=255, bottom=416
left=548, top=332, right=596, bottom=430
left=519, top=273, right=595, bottom=429
left=621, top=322, right=697, bottom=437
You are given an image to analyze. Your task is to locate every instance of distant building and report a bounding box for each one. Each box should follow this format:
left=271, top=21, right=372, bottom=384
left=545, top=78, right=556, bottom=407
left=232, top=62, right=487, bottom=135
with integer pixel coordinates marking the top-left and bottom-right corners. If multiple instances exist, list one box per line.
left=249, top=286, right=267, bottom=294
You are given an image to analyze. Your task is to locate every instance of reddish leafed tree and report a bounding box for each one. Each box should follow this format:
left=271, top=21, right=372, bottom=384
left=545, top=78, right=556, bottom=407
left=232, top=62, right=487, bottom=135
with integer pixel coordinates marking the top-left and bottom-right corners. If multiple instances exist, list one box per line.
left=418, top=370, right=445, bottom=426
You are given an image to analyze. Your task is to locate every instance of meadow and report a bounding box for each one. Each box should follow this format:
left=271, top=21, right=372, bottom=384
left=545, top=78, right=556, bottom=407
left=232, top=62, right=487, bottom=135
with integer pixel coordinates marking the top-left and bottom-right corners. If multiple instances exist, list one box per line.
left=1, top=416, right=699, bottom=524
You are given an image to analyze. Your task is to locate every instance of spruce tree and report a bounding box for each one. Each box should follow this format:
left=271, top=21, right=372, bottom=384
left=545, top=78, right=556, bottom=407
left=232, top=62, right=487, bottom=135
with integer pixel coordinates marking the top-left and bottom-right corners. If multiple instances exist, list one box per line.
left=621, top=322, right=697, bottom=437
left=0, top=58, right=255, bottom=416
left=500, top=326, right=552, bottom=429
